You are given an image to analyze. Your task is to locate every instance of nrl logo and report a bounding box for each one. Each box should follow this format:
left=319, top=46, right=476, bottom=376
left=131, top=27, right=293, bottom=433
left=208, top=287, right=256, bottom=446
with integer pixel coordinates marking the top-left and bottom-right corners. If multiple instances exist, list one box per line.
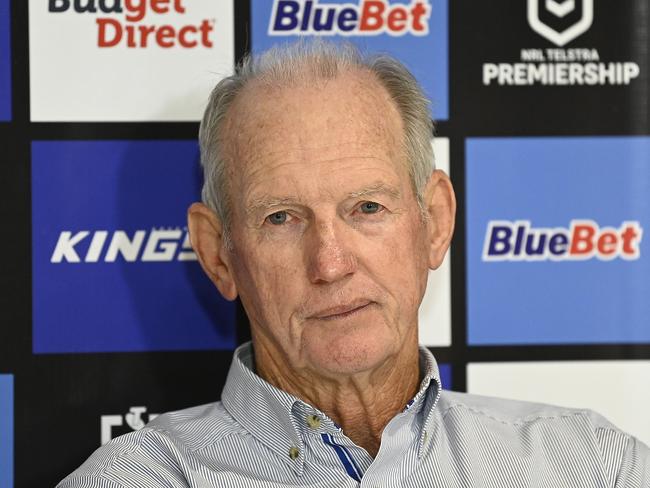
left=527, top=0, right=593, bottom=46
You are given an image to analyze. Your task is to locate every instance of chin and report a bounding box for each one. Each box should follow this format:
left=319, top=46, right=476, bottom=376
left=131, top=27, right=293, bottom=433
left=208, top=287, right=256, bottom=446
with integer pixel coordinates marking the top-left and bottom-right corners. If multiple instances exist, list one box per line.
left=305, top=329, right=395, bottom=376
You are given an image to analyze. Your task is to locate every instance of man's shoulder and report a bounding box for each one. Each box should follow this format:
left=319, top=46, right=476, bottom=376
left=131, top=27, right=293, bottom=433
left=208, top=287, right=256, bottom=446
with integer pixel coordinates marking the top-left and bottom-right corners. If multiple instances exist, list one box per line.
left=57, top=401, right=246, bottom=487
left=438, top=389, right=623, bottom=432
left=434, top=391, right=649, bottom=485
left=437, top=390, right=639, bottom=462
left=145, top=400, right=246, bottom=449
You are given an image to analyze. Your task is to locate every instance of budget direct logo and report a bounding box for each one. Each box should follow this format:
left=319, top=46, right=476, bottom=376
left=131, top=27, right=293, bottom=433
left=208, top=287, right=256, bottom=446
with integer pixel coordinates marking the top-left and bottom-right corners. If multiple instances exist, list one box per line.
left=32, top=140, right=235, bottom=354
left=252, top=0, right=449, bottom=120
left=483, top=220, right=643, bottom=262
left=48, top=0, right=214, bottom=48
left=29, top=0, right=234, bottom=121
left=269, top=0, right=431, bottom=36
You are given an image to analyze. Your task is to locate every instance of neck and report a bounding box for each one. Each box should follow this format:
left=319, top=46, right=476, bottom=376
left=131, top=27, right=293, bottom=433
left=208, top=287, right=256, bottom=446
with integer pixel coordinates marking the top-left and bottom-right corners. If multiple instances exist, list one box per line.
left=253, top=339, right=420, bottom=458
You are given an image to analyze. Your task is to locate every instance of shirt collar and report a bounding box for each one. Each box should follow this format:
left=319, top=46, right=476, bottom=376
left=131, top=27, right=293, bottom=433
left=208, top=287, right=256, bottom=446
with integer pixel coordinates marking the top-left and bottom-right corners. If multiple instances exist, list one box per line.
left=221, top=343, right=308, bottom=475
left=221, top=342, right=442, bottom=474
left=416, top=346, right=443, bottom=458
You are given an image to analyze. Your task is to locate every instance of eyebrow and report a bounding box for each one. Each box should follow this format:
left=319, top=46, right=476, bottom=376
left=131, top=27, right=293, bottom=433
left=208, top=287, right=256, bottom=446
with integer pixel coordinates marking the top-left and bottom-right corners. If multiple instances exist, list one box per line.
left=246, top=196, right=301, bottom=217
left=245, top=182, right=402, bottom=216
left=346, top=182, right=402, bottom=200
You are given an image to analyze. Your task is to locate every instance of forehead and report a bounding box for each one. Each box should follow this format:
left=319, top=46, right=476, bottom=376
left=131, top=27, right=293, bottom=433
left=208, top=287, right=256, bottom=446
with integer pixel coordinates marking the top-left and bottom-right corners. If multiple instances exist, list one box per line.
left=222, top=69, right=406, bottom=190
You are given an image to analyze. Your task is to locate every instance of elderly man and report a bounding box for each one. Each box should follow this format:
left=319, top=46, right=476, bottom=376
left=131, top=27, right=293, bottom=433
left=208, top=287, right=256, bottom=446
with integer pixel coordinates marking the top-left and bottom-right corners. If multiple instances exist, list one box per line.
left=59, top=42, right=649, bottom=487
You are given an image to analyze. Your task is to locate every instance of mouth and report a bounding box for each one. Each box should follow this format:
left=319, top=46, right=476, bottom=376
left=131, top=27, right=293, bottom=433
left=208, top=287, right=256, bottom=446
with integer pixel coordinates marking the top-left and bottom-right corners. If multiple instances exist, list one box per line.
left=309, top=300, right=373, bottom=321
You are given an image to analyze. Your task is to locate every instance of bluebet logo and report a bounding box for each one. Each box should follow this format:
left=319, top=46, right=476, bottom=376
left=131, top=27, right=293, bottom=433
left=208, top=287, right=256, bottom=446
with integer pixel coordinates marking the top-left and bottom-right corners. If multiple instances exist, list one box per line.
left=51, top=228, right=196, bottom=263
left=269, top=0, right=431, bottom=36
left=483, top=220, right=642, bottom=262
left=466, top=136, right=650, bottom=345
left=251, top=0, right=449, bottom=120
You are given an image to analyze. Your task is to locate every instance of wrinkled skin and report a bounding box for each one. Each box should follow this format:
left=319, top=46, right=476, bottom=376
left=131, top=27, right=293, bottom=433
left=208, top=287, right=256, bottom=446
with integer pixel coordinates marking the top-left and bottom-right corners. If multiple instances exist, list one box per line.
left=189, top=69, right=456, bottom=456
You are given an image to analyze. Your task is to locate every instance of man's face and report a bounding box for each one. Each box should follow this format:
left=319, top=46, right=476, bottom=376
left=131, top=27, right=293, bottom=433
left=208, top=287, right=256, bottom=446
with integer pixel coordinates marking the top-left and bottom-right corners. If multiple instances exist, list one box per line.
left=220, top=71, right=434, bottom=378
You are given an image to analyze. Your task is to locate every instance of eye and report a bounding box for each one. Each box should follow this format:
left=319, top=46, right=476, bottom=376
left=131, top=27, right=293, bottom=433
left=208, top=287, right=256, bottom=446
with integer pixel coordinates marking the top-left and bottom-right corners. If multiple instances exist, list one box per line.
left=359, top=201, right=383, bottom=214
left=266, top=211, right=288, bottom=225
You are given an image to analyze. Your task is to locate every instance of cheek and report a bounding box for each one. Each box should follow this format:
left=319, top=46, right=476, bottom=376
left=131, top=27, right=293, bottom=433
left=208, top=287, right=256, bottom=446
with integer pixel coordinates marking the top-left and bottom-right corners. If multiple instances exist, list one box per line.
left=374, top=217, right=429, bottom=308
left=231, top=243, right=303, bottom=323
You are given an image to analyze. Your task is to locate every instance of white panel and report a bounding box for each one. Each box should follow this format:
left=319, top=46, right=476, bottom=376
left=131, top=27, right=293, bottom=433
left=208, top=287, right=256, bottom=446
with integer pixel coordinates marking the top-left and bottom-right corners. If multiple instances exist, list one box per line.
left=467, top=361, right=650, bottom=446
left=418, top=138, right=451, bottom=347
left=29, top=0, right=234, bottom=121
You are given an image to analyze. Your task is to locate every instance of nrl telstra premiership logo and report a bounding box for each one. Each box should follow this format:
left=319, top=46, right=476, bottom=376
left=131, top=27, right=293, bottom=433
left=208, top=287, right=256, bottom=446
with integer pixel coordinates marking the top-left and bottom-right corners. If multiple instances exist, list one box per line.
left=527, top=0, right=593, bottom=46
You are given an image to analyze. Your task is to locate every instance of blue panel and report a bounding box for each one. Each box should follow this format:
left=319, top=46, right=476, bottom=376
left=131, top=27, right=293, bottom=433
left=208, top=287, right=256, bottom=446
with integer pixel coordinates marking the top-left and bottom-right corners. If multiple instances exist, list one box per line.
left=438, top=363, right=451, bottom=390
left=0, top=375, right=13, bottom=488
left=466, top=137, right=650, bottom=345
left=251, top=0, right=448, bottom=120
left=32, top=141, right=236, bottom=353
left=0, top=0, right=11, bottom=121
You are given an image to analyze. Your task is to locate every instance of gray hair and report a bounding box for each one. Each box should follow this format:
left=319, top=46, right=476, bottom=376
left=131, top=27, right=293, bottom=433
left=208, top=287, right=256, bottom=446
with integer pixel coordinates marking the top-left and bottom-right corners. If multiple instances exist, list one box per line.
left=199, top=41, right=435, bottom=236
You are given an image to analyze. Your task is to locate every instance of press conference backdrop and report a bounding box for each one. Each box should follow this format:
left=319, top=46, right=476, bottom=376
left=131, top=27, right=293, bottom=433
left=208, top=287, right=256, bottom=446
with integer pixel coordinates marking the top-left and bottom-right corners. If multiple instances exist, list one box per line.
left=0, top=1, right=648, bottom=486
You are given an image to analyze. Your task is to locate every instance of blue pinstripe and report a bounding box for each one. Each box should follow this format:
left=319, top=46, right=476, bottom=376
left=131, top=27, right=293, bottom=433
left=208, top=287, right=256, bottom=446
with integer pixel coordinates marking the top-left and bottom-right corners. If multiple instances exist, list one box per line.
left=322, top=433, right=363, bottom=481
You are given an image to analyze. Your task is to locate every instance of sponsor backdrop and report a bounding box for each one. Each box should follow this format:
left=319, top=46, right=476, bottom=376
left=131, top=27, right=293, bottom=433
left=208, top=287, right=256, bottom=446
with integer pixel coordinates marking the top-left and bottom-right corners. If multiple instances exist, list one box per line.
left=0, top=0, right=647, bottom=485
left=0, top=0, right=10, bottom=121
left=0, top=375, right=13, bottom=488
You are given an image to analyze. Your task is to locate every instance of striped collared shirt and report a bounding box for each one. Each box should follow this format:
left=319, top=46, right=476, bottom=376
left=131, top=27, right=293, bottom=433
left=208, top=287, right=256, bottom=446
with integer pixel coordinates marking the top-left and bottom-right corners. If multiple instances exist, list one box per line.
left=58, top=343, right=650, bottom=487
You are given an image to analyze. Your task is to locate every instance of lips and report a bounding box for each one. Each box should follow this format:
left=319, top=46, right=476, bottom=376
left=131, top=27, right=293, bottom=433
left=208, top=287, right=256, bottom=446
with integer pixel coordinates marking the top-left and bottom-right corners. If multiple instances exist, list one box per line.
left=308, top=300, right=373, bottom=320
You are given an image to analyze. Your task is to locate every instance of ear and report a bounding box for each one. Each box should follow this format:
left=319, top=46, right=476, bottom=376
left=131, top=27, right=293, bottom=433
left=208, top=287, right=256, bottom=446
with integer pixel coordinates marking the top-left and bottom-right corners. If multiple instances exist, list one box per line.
left=422, top=169, right=456, bottom=270
left=187, top=203, right=238, bottom=301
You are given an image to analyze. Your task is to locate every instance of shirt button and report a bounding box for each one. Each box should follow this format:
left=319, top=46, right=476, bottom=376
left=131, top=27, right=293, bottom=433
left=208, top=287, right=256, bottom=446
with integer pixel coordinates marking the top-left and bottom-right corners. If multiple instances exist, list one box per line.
left=306, top=414, right=321, bottom=429
left=288, top=447, right=300, bottom=460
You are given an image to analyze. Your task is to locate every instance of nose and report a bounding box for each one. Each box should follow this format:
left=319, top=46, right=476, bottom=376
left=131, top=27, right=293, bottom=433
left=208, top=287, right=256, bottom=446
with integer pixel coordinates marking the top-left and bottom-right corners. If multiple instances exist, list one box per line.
left=306, top=220, right=357, bottom=284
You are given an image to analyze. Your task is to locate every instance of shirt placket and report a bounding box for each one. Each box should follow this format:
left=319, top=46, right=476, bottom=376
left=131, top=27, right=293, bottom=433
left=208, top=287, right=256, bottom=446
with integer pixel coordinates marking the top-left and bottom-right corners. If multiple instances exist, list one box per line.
left=295, top=406, right=373, bottom=486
